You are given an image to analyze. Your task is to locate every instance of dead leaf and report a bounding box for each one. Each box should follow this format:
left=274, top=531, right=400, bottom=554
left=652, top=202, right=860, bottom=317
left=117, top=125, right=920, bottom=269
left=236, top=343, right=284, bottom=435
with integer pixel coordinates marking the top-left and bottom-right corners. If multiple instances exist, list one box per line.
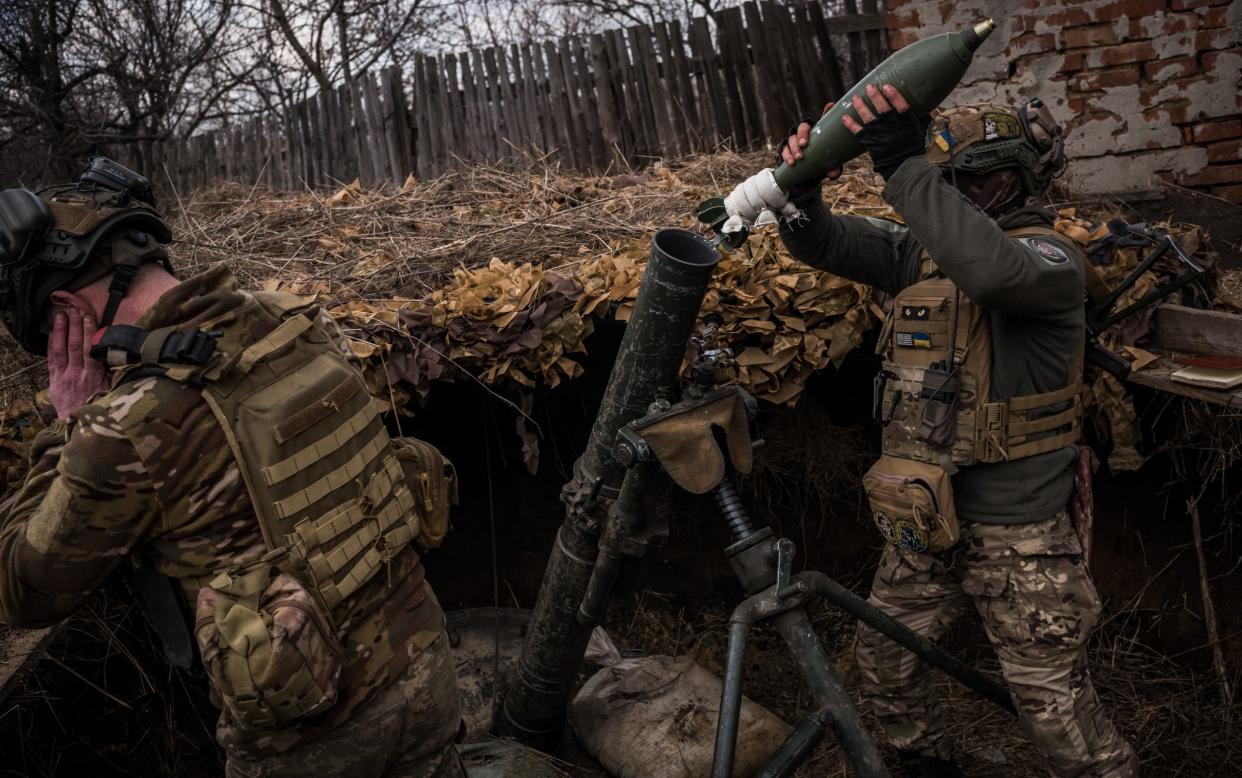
left=325, top=179, right=361, bottom=208
left=1122, top=346, right=1159, bottom=371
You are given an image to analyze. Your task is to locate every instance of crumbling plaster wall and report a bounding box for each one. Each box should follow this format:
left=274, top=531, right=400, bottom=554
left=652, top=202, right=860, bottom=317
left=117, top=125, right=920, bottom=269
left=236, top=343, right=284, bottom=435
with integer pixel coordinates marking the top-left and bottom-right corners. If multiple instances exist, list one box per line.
left=885, top=0, right=1242, bottom=202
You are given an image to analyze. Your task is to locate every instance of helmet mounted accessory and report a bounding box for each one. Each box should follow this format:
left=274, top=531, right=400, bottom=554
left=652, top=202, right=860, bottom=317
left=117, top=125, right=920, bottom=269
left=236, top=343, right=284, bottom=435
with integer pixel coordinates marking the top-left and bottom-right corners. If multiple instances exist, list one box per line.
left=925, top=101, right=1066, bottom=201
left=80, top=156, right=157, bottom=207
left=0, top=157, right=172, bottom=356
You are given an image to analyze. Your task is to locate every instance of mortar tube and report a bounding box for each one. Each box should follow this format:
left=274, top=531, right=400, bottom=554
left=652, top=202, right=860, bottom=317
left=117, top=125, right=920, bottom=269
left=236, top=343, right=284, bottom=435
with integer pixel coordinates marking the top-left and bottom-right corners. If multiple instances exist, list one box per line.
left=497, top=228, right=721, bottom=747
left=577, top=461, right=656, bottom=627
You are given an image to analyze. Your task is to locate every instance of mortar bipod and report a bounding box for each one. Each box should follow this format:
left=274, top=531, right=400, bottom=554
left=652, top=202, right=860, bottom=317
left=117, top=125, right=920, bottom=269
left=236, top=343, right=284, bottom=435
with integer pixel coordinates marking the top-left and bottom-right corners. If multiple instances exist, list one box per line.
left=710, top=481, right=1017, bottom=778
left=587, top=383, right=1017, bottom=777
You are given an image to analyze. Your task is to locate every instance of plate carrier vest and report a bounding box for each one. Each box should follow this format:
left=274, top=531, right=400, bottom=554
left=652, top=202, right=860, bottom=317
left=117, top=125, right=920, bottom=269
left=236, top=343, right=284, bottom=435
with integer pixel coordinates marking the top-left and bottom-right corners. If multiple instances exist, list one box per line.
left=104, top=289, right=452, bottom=728
left=863, top=225, right=1087, bottom=553
left=876, top=225, right=1086, bottom=468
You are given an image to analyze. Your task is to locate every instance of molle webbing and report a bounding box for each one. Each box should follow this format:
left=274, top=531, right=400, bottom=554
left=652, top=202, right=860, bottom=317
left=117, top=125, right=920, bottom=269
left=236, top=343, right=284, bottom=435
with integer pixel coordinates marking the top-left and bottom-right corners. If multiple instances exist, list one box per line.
left=197, top=291, right=419, bottom=625
left=238, top=314, right=313, bottom=372
left=882, top=226, right=1084, bottom=466
left=274, top=376, right=361, bottom=444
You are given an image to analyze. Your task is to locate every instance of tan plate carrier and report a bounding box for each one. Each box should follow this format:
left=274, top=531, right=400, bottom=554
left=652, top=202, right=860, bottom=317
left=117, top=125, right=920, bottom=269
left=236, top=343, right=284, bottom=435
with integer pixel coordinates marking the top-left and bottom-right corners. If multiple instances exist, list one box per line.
left=126, top=290, right=454, bottom=728
left=865, top=226, right=1086, bottom=552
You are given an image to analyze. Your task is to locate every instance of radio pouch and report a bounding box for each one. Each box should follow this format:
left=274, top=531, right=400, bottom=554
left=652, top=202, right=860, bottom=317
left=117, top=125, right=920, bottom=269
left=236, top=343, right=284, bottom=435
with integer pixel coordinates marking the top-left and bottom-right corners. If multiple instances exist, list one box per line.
left=918, top=360, right=960, bottom=448
left=862, top=455, right=959, bottom=553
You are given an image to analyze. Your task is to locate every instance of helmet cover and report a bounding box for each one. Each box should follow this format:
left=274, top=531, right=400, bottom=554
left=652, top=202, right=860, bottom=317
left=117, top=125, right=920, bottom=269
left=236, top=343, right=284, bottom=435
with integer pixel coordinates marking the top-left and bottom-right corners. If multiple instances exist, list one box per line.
left=924, top=99, right=1067, bottom=198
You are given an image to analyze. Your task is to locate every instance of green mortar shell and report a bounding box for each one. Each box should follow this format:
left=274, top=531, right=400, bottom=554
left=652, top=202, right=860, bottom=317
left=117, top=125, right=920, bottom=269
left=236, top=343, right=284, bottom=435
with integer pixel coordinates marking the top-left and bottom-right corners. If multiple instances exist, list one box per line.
left=772, top=19, right=995, bottom=191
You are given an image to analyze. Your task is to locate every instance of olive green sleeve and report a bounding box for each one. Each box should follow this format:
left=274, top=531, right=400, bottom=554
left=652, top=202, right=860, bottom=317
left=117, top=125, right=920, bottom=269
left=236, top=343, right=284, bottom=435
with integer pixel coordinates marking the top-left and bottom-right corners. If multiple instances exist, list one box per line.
left=778, top=189, right=923, bottom=297
left=882, top=158, right=1083, bottom=316
left=0, top=406, right=160, bottom=628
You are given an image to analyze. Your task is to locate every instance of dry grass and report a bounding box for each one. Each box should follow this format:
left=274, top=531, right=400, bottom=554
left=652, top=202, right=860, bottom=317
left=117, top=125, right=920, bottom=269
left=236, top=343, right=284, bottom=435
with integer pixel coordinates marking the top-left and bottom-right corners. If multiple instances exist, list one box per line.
left=167, top=150, right=781, bottom=299
left=605, top=584, right=1240, bottom=777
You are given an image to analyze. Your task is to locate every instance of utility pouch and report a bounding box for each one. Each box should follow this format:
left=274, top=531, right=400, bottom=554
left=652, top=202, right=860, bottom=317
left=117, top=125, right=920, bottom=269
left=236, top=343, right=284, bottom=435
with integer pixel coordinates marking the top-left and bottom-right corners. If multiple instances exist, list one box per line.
left=918, top=361, right=961, bottom=448
left=862, top=455, right=959, bottom=553
left=194, top=560, right=343, bottom=731
left=391, top=436, right=458, bottom=550
left=872, top=369, right=899, bottom=426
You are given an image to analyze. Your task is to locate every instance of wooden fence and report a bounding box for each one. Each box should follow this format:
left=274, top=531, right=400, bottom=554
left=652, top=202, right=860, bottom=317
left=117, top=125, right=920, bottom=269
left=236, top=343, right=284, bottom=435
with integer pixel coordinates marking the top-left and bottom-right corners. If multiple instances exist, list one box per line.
left=149, top=1, right=888, bottom=194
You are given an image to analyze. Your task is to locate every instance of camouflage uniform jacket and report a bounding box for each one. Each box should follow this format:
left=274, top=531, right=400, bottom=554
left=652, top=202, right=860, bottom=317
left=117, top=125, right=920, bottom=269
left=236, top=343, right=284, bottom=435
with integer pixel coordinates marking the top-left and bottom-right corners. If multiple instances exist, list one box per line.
left=0, top=265, right=445, bottom=758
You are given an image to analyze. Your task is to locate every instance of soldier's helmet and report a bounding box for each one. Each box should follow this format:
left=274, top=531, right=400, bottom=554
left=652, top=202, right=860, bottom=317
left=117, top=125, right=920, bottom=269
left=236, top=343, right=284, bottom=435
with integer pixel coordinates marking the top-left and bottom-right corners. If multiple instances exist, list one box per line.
left=923, top=99, right=1067, bottom=198
left=0, top=158, right=171, bottom=355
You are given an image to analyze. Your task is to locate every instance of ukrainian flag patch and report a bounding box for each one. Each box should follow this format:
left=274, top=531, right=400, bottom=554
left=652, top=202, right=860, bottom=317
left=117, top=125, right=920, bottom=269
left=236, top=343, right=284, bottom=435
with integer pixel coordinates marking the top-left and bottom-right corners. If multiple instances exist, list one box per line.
left=933, top=130, right=956, bottom=152
left=896, top=332, right=933, bottom=348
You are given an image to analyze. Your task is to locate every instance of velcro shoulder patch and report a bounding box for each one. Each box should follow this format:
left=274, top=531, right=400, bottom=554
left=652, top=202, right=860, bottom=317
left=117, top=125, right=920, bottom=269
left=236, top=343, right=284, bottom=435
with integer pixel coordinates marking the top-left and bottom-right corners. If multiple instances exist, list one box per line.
left=1018, top=236, right=1069, bottom=265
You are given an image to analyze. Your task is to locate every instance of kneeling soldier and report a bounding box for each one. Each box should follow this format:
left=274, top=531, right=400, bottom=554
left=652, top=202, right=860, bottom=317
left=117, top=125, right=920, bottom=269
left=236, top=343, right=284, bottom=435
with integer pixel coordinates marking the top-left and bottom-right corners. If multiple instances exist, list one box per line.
left=0, top=159, right=463, bottom=777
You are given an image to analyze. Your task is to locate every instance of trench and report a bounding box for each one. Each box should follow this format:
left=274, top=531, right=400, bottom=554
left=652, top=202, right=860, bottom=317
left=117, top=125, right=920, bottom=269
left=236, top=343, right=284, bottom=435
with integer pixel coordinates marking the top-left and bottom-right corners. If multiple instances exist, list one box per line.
left=1, top=320, right=1238, bottom=776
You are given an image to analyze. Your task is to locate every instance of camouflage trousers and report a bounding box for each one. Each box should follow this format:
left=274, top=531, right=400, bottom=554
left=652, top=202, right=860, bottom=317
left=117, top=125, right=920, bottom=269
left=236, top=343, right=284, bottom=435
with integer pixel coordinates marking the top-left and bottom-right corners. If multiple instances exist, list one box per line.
left=225, top=632, right=465, bottom=778
left=855, top=512, right=1138, bottom=777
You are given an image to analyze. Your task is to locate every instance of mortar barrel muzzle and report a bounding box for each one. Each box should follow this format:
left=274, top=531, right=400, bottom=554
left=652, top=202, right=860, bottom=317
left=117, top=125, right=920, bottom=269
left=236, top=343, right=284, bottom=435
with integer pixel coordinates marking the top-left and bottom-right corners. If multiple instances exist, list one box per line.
left=651, top=228, right=721, bottom=273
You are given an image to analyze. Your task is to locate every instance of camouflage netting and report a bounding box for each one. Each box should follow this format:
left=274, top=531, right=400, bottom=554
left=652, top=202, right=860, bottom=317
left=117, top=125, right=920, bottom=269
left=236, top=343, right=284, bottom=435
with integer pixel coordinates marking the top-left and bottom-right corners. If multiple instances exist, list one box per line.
left=0, top=151, right=1234, bottom=490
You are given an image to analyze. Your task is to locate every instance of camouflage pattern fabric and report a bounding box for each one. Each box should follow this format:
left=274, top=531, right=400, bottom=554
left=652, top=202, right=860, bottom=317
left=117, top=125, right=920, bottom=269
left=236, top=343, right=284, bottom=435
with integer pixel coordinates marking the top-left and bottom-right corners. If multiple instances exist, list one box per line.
left=224, top=632, right=464, bottom=778
left=0, top=266, right=450, bottom=760
left=855, top=512, right=1138, bottom=777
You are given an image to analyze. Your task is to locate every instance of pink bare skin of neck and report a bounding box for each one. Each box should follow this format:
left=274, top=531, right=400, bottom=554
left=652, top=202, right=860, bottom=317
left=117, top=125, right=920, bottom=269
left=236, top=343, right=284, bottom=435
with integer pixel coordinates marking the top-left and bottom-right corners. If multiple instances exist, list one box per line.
left=44, top=263, right=180, bottom=421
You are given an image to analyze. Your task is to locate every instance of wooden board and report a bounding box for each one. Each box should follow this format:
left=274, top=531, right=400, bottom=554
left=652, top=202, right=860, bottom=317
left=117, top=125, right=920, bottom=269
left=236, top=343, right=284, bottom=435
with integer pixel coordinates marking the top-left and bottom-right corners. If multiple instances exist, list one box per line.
left=554, top=39, right=587, bottom=168
left=1128, top=358, right=1242, bottom=408
left=688, top=15, right=729, bottom=148
left=714, top=7, right=756, bottom=146
left=666, top=21, right=701, bottom=148
left=589, top=33, right=623, bottom=163
left=604, top=29, right=637, bottom=159
left=1147, top=304, right=1242, bottom=359
left=840, top=0, right=868, bottom=83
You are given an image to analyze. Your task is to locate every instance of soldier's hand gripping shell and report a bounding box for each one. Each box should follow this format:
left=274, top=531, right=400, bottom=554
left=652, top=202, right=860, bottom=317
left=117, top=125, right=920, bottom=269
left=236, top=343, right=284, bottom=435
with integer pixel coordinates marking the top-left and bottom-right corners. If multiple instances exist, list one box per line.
left=781, top=103, right=844, bottom=204
left=842, top=84, right=932, bottom=180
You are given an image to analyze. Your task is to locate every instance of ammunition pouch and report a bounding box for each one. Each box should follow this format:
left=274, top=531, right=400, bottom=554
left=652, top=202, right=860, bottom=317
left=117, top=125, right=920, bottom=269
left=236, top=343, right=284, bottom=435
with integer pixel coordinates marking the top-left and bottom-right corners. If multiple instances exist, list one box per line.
left=862, top=455, right=959, bottom=553
left=917, top=361, right=960, bottom=449
left=195, top=560, right=342, bottom=731
left=391, top=436, right=458, bottom=550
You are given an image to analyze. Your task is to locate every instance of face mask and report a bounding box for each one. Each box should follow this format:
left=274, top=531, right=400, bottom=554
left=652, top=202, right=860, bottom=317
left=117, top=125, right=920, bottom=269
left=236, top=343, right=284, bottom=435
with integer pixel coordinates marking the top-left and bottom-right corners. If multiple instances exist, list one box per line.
left=948, top=168, right=1025, bottom=215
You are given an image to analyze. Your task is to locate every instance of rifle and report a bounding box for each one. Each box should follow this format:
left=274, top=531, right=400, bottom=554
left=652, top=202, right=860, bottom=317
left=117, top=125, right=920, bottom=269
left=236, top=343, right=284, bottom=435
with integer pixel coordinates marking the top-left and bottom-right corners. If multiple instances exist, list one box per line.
left=1083, top=223, right=1205, bottom=381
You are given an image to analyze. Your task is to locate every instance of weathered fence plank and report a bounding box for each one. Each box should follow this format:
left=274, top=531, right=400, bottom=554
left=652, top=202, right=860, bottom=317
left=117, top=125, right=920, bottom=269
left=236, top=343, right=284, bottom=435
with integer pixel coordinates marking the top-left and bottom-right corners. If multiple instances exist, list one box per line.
left=146, top=2, right=884, bottom=192
left=688, top=15, right=727, bottom=148
left=670, top=22, right=701, bottom=146
left=718, top=7, right=762, bottom=143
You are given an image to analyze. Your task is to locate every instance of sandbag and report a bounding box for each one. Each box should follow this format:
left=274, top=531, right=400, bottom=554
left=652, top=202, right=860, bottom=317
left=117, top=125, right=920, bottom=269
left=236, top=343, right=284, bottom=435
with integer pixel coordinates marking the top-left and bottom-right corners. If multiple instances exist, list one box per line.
left=571, top=630, right=790, bottom=778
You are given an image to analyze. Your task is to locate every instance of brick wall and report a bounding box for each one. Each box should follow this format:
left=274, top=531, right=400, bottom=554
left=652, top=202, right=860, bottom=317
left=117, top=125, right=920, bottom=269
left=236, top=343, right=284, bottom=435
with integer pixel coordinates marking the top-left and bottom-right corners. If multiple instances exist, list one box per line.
left=885, top=0, right=1242, bottom=202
